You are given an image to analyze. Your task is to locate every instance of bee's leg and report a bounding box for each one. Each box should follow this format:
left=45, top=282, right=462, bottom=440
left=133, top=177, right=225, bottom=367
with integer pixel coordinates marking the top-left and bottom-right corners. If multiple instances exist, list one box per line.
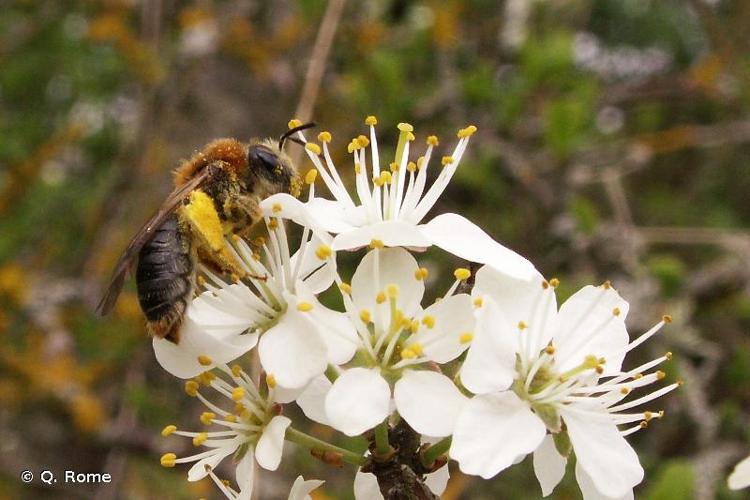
left=179, top=189, right=247, bottom=279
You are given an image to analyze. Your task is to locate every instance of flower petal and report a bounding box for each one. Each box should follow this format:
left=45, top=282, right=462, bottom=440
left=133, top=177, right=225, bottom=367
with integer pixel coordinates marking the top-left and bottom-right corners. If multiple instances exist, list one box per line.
left=575, top=461, right=634, bottom=500
left=554, top=285, right=630, bottom=374
left=354, top=470, right=383, bottom=500
left=451, top=392, right=546, bottom=479
left=424, top=464, right=450, bottom=496
left=459, top=297, right=517, bottom=394
left=422, top=213, right=537, bottom=281
left=187, top=440, right=239, bottom=481
left=394, top=370, right=468, bottom=437
left=255, top=415, right=291, bottom=471
left=235, top=449, right=256, bottom=500
left=288, top=476, right=325, bottom=500
left=562, top=406, right=643, bottom=498
left=325, top=368, right=391, bottom=436
left=258, top=307, right=327, bottom=389
left=411, top=293, right=475, bottom=363
left=729, top=455, right=750, bottom=490
left=533, top=434, right=567, bottom=497
left=332, top=220, right=433, bottom=251
left=296, top=375, right=332, bottom=425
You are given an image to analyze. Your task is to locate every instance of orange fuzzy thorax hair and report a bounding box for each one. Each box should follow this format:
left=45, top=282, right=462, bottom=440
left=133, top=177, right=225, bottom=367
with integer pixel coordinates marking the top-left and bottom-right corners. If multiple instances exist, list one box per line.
left=173, top=138, right=248, bottom=187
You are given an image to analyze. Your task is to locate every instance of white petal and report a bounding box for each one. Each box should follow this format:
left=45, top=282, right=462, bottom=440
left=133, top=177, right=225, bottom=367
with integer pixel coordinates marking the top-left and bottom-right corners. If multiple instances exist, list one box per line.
left=411, top=293, right=475, bottom=363
left=235, top=450, right=256, bottom=500
left=729, top=455, right=750, bottom=490
left=351, top=248, right=424, bottom=331
left=292, top=233, right=335, bottom=294
left=153, top=316, right=258, bottom=379
left=460, top=297, right=517, bottom=394
left=309, top=305, right=358, bottom=365
left=554, top=285, right=630, bottom=374
left=288, top=475, right=325, bottom=500
left=296, top=375, right=332, bottom=425
left=451, top=392, right=546, bottom=479
left=533, top=434, right=567, bottom=497
left=424, top=464, right=450, bottom=496
left=332, top=220, right=433, bottom=251
left=255, top=415, right=291, bottom=471
left=474, top=266, right=557, bottom=355
left=273, top=385, right=304, bottom=404
left=258, top=307, right=328, bottom=389
left=187, top=441, right=238, bottom=481
left=261, top=193, right=348, bottom=233
left=354, top=470, right=384, bottom=500
left=422, top=213, right=537, bottom=281
left=562, top=406, right=643, bottom=498
left=394, top=370, right=468, bottom=437
left=325, top=368, right=391, bottom=436
left=305, top=197, right=365, bottom=233
left=576, top=461, right=634, bottom=500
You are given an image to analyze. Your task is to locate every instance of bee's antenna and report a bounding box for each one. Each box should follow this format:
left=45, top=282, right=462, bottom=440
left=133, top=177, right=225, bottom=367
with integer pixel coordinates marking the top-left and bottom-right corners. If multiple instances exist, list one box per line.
left=279, top=122, right=316, bottom=150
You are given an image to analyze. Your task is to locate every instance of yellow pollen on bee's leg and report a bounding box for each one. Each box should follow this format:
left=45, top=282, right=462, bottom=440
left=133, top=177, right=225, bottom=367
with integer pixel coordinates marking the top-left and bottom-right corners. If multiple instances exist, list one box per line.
left=414, top=267, right=429, bottom=281
left=376, top=292, right=386, bottom=304
left=318, top=131, right=332, bottom=143
left=297, top=302, right=314, bottom=312
left=422, top=315, right=436, bottom=329
left=160, top=453, right=177, bottom=468
left=459, top=332, right=473, bottom=344
left=315, top=244, right=332, bottom=260
left=197, top=355, right=213, bottom=366
left=231, top=387, right=245, bottom=401
left=365, top=115, right=378, bottom=126
left=161, top=425, right=177, bottom=437
left=305, top=169, right=318, bottom=184
left=266, top=374, right=277, bottom=389
left=193, top=432, right=208, bottom=446
left=454, top=268, right=471, bottom=280
left=288, top=119, right=303, bottom=129
left=185, top=381, right=199, bottom=397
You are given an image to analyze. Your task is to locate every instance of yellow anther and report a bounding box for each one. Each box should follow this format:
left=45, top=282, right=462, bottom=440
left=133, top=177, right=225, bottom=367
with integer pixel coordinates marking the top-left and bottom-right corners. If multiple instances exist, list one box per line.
left=595, top=364, right=604, bottom=374
left=410, top=343, right=424, bottom=355
left=518, top=320, right=528, bottom=330
left=634, top=373, right=643, bottom=380
left=360, top=310, right=372, bottom=323
left=160, top=453, right=177, bottom=468
left=584, top=355, right=599, bottom=367
left=397, top=122, right=414, bottom=132
left=406, top=131, right=415, bottom=141
left=441, top=156, right=454, bottom=166
left=230, top=273, right=241, bottom=283
left=542, top=280, right=550, bottom=289
left=161, top=425, right=177, bottom=437
left=545, top=345, right=555, bottom=355
left=549, top=278, right=560, bottom=288
left=644, top=411, right=653, bottom=421
left=185, top=380, right=199, bottom=397
left=658, top=410, right=665, bottom=417
left=369, top=239, right=384, bottom=249
left=297, top=302, right=314, bottom=312
left=389, top=161, right=400, bottom=172
left=416, top=156, right=425, bottom=169
left=365, top=115, right=378, bottom=126
left=602, top=280, right=612, bottom=289
left=457, top=125, right=478, bottom=138
left=401, top=348, right=417, bottom=360
left=197, top=371, right=216, bottom=385
left=665, top=351, right=673, bottom=361
left=376, top=292, right=387, bottom=304
left=662, top=314, right=673, bottom=323
left=656, top=370, right=666, bottom=380
left=379, top=171, right=393, bottom=184
left=305, top=169, right=318, bottom=184
left=315, top=244, right=332, bottom=260
left=393, top=309, right=405, bottom=325
left=357, top=135, right=370, bottom=148
left=422, top=315, right=436, bottom=329
left=354, top=163, right=362, bottom=174
left=620, top=387, right=630, bottom=395
left=197, top=355, right=213, bottom=366
left=409, top=319, right=420, bottom=333
left=318, top=131, right=332, bottom=143
left=272, top=203, right=282, bottom=213
left=454, top=268, right=471, bottom=281
left=459, top=332, right=474, bottom=344
left=288, top=119, right=303, bottom=129
left=193, top=432, right=208, bottom=446
left=339, top=282, right=352, bottom=295
left=231, top=387, right=245, bottom=401
left=347, top=141, right=357, bottom=154
left=268, top=218, right=279, bottom=230
left=266, top=374, right=277, bottom=389
left=407, top=161, right=417, bottom=172
left=473, top=297, right=484, bottom=307
left=426, top=135, right=439, bottom=146
left=639, top=421, right=649, bottom=429
left=224, top=414, right=237, bottom=423
left=305, top=142, right=322, bottom=155
left=613, top=307, right=621, bottom=317
left=386, top=284, right=399, bottom=299
left=231, top=364, right=243, bottom=378
left=414, top=267, right=429, bottom=281
left=197, top=275, right=206, bottom=287
left=234, top=403, right=245, bottom=414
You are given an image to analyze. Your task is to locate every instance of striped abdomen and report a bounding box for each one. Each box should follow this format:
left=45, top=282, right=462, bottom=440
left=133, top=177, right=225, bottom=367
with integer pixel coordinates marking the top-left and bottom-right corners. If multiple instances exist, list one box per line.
left=136, top=214, right=194, bottom=343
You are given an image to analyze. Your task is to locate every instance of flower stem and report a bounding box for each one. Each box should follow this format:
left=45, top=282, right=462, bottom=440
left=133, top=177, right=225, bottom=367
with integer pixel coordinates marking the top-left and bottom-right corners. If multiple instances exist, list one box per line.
left=286, top=427, right=365, bottom=466
left=421, top=436, right=451, bottom=468
left=374, top=421, right=392, bottom=456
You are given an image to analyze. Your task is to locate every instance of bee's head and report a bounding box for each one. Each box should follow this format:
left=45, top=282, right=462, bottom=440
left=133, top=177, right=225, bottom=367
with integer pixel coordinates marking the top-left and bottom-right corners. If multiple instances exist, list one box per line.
left=247, top=141, right=299, bottom=197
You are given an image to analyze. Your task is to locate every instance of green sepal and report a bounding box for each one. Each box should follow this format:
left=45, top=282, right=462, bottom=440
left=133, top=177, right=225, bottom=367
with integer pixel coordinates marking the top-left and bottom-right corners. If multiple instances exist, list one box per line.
left=553, top=429, right=572, bottom=458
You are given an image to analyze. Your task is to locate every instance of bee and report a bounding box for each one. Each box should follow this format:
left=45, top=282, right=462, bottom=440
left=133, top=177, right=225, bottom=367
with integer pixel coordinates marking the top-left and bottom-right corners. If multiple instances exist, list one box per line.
left=96, top=123, right=314, bottom=343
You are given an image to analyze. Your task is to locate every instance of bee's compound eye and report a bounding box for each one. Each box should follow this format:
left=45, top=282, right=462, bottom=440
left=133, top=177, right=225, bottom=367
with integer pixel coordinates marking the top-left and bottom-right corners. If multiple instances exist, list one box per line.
left=249, top=146, right=279, bottom=172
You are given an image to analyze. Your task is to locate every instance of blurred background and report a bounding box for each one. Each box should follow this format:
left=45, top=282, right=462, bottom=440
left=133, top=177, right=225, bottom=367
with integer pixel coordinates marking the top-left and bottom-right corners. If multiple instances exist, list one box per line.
left=1, top=0, right=749, bottom=498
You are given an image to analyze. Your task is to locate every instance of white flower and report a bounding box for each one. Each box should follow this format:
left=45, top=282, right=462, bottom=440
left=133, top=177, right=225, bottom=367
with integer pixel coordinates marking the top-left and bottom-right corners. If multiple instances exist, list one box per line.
left=447, top=267, right=679, bottom=499
left=153, top=213, right=357, bottom=390
left=159, top=364, right=290, bottom=500
left=288, top=475, right=325, bottom=500
left=264, top=118, right=536, bottom=281
left=729, top=455, right=750, bottom=490
left=299, top=247, right=474, bottom=436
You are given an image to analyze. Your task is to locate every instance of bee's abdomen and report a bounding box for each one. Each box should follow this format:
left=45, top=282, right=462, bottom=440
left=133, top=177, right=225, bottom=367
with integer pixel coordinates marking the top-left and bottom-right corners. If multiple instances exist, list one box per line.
left=136, top=214, right=193, bottom=343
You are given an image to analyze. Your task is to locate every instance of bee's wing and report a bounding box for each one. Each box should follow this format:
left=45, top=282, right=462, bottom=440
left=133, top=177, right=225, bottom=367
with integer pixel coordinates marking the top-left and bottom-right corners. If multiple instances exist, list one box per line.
left=95, top=170, right=210, bottom=315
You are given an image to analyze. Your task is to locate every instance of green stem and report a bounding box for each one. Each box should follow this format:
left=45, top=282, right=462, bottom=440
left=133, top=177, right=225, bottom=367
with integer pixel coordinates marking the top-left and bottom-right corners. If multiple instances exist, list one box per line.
left=286, top=427, right=365, bottom=466
left=421, top=436, right=452, bottom=467
left=374, top=421, right=392, bottom=456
